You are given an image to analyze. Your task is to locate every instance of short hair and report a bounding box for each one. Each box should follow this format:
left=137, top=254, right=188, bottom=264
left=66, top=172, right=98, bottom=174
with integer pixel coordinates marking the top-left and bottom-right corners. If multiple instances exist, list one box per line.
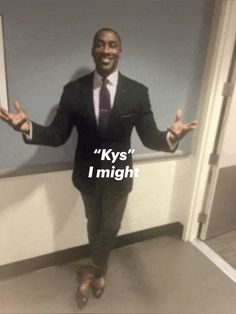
left=92, top=28, right=122, bottom=48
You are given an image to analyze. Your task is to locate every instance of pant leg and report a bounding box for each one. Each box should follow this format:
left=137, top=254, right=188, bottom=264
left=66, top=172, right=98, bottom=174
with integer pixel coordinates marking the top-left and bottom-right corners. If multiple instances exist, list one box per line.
left=81, top=192, right=103, bottom=250
left=91, top=190, right=128, bottom=275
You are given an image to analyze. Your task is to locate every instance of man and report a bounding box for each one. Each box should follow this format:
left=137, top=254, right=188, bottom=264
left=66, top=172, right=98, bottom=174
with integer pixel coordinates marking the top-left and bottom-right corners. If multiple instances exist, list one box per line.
left=0, top=28, right=197, bottom=306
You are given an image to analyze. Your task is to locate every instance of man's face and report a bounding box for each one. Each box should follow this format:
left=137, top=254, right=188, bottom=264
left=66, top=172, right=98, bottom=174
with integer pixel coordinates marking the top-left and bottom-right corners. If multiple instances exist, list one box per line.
left=92, top=31, right=122, bottom=77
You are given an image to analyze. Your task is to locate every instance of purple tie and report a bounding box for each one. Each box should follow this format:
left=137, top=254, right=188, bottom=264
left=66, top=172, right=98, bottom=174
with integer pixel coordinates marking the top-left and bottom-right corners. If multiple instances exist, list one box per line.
left=99, top=79, right=111, bottom=133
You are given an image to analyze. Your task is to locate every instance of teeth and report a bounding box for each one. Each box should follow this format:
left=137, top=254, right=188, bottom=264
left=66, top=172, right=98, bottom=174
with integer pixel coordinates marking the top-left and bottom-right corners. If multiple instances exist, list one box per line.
left=101, top=58, right=110, bottom=63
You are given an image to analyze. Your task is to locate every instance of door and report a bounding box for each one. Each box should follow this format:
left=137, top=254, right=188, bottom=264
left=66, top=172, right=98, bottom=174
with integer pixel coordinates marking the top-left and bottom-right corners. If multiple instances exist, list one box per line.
left=199, top=42, right=236, bottom=240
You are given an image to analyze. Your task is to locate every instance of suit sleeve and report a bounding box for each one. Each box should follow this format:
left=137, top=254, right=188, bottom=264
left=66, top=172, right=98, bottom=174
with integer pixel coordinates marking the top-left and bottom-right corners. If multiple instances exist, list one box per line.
left=135, top=87, right=177, bottom=152
left=23, top=86, right=75, bottom=147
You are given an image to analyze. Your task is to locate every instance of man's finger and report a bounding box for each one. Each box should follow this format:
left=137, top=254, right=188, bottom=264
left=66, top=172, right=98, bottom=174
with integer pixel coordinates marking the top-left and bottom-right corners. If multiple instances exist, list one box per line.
left=0, top=106, right=10, bottom=119
left=0, top=106, right=9, bottom=114
left=187, top=120, right=198, bottom=128
left=13, top=100, right=23, bottom=113
left=175, top=109, right=182, bottom=122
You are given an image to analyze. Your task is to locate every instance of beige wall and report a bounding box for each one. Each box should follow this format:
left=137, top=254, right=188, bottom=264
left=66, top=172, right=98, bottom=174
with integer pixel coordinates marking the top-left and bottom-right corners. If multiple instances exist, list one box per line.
left=0, top=156, right=194, bottom=266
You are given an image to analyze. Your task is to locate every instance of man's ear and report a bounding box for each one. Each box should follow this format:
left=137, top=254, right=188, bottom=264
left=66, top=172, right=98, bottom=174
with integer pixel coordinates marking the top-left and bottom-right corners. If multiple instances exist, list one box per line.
left=118, top=46, right=122, bottom=57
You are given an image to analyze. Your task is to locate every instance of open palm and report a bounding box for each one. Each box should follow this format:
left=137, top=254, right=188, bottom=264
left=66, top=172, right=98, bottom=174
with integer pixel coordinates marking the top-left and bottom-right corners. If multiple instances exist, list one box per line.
left=0, top=100, right=30, bottom=132
left=168, top=110, right=198, bottom=143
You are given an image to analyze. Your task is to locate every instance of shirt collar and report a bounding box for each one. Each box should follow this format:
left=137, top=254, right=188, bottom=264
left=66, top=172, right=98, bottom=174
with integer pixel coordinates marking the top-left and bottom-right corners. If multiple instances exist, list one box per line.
left=93, top=70, right=119, bottom=87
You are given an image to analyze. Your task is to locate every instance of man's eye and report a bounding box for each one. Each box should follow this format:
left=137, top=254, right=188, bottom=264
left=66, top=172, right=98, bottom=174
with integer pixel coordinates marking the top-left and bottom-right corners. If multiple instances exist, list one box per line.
left=94, top=42, right=103, bottom=48
left=110, top=43, right=117, bottom=48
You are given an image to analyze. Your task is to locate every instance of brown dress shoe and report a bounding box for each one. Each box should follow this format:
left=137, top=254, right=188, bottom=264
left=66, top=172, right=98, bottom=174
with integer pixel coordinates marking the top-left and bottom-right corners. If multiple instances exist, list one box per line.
left=76, top=271, right=94, bottom=307
left=92, top=275, right=106, bottom=298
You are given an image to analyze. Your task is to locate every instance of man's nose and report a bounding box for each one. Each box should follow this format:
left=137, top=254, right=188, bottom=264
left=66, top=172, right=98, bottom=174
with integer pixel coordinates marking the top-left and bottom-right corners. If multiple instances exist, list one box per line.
left=102, top=45, right=110, bottom=54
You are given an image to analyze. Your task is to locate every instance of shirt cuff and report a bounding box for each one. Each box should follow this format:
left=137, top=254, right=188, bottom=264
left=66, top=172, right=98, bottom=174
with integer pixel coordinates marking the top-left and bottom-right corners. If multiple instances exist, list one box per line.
left=166, top=131, right=178, bottom=151
left=23, top=121, right=33, bottom=140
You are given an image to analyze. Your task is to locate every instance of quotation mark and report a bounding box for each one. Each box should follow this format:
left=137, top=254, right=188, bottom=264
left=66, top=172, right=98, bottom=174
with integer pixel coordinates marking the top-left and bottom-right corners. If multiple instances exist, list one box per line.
left=94, top=149, right=101, bottom=154
left=128, top=149, right=135, bottom=154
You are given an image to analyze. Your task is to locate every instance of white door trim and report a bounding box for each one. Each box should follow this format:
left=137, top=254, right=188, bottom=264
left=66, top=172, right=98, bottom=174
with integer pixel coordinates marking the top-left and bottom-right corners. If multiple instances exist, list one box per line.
left=0, top=15, right=8, bottom=110
left=184, top=0, right=236, bottom=241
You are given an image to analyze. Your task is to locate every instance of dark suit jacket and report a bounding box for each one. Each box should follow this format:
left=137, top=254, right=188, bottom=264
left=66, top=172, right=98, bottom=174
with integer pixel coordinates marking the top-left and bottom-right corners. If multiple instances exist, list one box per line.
left=24, top=72, right=174, bottom=195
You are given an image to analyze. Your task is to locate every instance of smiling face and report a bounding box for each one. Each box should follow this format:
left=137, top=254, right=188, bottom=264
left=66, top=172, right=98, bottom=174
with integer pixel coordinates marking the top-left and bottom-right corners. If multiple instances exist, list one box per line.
left=92, top=30, right=122, bottom=78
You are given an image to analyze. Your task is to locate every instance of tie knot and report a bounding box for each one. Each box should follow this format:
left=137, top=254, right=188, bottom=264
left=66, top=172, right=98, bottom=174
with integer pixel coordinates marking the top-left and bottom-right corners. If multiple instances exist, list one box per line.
left=102, top=78, right=109, bottom=86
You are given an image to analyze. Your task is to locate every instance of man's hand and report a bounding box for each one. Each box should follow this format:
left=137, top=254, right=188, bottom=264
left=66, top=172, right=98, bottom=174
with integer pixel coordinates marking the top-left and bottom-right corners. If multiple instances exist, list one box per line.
left=168, top=109, right=198, bottom=145
left=0, top=100, right=30, bottom=133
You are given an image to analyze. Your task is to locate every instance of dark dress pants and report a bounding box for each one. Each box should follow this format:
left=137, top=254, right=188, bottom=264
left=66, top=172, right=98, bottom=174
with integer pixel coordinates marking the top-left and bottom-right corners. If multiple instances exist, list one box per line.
left=81, top=184, right=128, bottom=276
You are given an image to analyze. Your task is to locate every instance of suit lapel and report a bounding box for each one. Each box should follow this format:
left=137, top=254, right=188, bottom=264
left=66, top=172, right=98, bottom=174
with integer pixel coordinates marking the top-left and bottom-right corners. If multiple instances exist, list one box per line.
left=109, top=72, right=128, bottom=117
left=80, top=72, right=97, bottom=127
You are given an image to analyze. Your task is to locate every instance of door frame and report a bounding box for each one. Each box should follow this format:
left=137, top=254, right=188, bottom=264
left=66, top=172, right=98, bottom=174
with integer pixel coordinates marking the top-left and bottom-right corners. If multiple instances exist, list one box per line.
left=184, top=0, right=236, bottom=241
left=199, top=47, right=236, bottom=240
left=0, top=15, right=8, bottom=110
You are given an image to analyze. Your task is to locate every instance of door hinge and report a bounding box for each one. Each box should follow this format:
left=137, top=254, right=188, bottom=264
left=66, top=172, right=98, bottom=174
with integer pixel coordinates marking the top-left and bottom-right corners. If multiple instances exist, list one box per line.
left=222, top=82, right=235, bottom=97
left=198, top=212, right=207, bottom=224
left=209, top=153, right=219, bottom=166
left=208, top=153, right=220, bottom=166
